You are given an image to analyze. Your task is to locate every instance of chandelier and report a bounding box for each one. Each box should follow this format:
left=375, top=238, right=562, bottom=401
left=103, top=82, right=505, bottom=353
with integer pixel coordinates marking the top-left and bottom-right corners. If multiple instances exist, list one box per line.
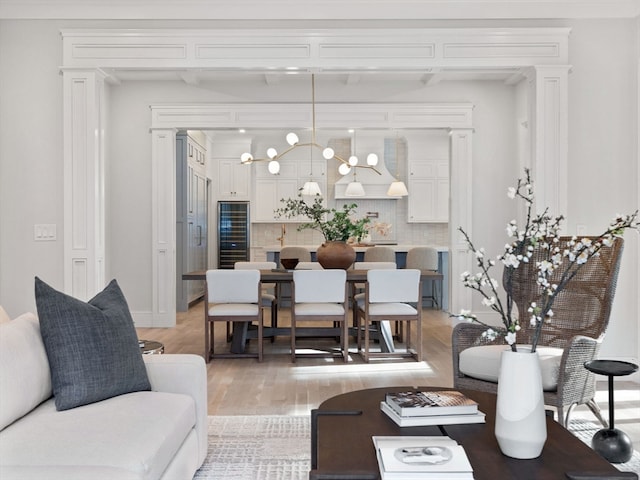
left=239, top=74, right=382, bottom=193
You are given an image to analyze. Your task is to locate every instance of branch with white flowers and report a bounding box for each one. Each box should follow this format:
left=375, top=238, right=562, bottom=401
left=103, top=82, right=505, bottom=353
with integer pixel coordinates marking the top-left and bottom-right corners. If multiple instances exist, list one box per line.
left=454, top=168, right=638, bottom=352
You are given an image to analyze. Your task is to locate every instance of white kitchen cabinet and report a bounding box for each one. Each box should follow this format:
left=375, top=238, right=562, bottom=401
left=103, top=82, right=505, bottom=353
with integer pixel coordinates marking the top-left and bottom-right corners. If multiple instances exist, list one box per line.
left=218, top=159, right=251, bottom=200
left=408, top=159, right=449, bottom=223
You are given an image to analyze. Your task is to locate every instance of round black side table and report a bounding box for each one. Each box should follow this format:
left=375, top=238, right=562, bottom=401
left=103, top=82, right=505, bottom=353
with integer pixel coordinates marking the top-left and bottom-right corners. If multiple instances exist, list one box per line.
left=583, top=359, right=638, bottom=463
left=139, top=339, right=165, bottom=355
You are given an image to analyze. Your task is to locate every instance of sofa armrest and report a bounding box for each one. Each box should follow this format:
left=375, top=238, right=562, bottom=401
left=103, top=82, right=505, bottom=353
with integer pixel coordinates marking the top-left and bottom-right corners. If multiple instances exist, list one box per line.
left=143, top=354, right=208, bottom=465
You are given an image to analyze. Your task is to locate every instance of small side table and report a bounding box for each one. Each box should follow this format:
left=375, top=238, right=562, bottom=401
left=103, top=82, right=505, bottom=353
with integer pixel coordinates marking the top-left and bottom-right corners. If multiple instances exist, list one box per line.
left=584, top=359, right=638, bottom=463
left=139, top=339, right=164, bottom=355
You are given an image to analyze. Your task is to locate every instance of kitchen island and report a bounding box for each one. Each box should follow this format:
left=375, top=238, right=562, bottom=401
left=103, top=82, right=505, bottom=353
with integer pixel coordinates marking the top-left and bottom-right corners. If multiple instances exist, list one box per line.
left=262, top=244, right=449, bottom=310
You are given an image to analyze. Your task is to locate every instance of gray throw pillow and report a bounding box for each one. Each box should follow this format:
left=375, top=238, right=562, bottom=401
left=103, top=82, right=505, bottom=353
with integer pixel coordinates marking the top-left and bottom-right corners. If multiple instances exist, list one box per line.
left=35, top=277, right=151, bottom=411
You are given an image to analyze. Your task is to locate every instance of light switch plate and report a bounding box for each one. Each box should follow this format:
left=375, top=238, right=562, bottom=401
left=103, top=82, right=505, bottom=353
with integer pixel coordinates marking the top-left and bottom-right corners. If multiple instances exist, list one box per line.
left=34, top=224, right=57, bottom=241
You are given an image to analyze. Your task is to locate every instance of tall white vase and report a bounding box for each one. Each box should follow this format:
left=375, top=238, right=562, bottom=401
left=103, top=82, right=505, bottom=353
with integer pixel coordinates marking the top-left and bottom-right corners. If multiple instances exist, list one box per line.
left=495, top=348, right=547, bottom=459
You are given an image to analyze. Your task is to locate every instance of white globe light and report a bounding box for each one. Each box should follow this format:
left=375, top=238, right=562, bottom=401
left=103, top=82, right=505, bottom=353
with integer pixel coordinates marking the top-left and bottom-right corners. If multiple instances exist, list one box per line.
left=268, top=160, right=280, bottom=174
left=286, top=132, right=299, bottom=146
left=367, top=153, right=379, bottom=166
left=240, top=152, right=253, bottom=164
left=267, top=148, right=278, bottom=159
left=338, top=163, right=351, bottom=175
left=348, top=155, right=359, bottom=166
left=322, top=147, right=335, bottom=160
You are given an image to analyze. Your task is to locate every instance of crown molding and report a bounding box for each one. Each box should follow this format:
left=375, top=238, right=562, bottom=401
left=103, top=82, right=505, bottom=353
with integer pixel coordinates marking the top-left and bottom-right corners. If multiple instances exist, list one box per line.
left=1, top=0, right=639, bottom=20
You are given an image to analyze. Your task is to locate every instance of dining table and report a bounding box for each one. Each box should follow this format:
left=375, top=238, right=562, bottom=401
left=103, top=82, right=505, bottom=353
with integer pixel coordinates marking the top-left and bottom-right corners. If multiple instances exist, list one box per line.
left=183, top=269, right=444, bottom=354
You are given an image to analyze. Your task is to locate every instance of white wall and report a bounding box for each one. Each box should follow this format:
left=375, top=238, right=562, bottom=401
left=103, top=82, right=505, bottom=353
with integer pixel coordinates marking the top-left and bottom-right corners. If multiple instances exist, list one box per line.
left=0, top=18, right=638, bottom=362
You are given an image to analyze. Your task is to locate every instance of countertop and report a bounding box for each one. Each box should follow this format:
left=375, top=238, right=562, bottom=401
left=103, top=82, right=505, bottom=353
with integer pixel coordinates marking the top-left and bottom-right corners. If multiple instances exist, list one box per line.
left=260, top=244, right=449, bottom=253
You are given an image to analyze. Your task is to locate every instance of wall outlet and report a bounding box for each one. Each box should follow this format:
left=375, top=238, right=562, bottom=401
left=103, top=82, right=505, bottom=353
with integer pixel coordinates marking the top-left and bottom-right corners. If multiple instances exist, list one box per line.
left=34, top=224, right=57, bottom=241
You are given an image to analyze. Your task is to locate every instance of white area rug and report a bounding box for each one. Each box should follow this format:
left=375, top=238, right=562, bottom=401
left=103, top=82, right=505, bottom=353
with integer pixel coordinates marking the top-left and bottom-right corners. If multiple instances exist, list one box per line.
left=193, top=415, right=639, bottom=479
left=568, top=419, right=640, bottom=474
left=193, top=415, right=310, bottom=480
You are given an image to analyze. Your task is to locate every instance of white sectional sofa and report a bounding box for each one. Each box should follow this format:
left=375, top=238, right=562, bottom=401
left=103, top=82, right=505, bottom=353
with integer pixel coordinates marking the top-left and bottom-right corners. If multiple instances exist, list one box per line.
left=0, top=311, right=208, bottom=480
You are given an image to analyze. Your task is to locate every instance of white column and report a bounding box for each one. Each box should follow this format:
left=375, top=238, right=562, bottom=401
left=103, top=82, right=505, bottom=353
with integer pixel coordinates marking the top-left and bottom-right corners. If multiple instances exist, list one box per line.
left=529, top=65, right=571, bottom=217
left=150, top=129, right=177, bottom=327
left=448, top=128, right=474, bottom=316
left=62, top=69, right=106, bottom=300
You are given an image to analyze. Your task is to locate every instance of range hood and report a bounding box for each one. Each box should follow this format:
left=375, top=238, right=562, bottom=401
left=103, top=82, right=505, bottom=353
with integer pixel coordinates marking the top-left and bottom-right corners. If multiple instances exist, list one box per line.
left=334, top=136, right=401, bottom=200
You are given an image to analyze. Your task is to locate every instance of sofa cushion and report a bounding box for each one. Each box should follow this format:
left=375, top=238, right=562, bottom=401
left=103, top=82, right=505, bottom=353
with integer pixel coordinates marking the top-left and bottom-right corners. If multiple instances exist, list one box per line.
left=0, top=313, right=52, bottom=430
left=0, top=391, right=196, bottom=480
left=459, top=344, right=563, bottom=391
left=34, top=277, right=150, bottom=411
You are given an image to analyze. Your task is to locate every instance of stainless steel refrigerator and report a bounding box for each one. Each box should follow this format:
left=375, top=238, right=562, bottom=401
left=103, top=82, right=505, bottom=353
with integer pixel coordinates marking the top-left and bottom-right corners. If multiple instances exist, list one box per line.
left=217, top=201, right=250, bottom=268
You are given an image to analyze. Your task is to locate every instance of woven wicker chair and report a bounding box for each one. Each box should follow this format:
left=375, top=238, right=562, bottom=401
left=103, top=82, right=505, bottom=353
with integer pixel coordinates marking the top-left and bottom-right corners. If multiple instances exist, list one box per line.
left=452, top=236, right=625, bottom=427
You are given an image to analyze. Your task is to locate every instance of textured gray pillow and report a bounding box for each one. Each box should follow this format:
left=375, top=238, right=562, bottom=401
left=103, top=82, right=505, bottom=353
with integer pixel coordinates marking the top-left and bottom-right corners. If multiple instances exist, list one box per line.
left=35, top=277, right=151, bottom=411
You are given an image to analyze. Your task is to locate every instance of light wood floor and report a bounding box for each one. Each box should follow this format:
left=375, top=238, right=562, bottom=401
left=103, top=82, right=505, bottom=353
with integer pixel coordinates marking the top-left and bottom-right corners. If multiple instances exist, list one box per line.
left=137, top=300, right=640, bottom=450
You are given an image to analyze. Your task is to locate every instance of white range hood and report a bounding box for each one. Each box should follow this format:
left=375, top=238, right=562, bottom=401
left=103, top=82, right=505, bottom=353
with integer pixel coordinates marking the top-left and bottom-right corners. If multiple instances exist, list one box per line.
left=334, top=136, right=400, bottom=200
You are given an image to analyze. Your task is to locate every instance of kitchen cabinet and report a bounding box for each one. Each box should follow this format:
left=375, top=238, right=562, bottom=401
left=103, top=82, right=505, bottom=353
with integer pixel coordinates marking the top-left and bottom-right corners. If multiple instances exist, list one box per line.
left=407, top=159, right=449, bottom=223
left=217, top=158, right=251, bottom=200
left=177, top=133, right=208, bottom=310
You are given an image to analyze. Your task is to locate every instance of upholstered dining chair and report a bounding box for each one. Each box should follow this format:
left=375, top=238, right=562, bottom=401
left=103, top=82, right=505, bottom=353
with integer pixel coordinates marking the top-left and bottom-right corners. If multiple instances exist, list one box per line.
left=279, top=246, right=312, bottom=266
left=205, top=269, right=263, bottom=362
left=363, top=246, right=396, bottom=263
left=295, top=261, right=324, bottom=270
left=406, top=246, right=441, bottom=309
left=234, top=261, right=278, bottom=340
left=351, top=261, right=397, bottom=328
left=452, top=236, right=625, bottom=427
left=356, top=269, right=422, bottom=362
left=291, top=269, right=349, bottom=363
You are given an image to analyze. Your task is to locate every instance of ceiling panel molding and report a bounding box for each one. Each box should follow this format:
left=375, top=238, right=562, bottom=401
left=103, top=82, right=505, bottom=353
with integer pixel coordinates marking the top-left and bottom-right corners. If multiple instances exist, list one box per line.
left=1, top=0, right=639, bottom=20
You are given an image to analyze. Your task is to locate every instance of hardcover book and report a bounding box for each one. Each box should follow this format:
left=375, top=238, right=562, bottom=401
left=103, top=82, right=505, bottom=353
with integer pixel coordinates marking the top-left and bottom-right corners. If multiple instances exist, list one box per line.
left=385, top=390, right=479, bottom=417
left=380, top=401, right=485, bottom=427
left=373, top=436, right=474, bottom=480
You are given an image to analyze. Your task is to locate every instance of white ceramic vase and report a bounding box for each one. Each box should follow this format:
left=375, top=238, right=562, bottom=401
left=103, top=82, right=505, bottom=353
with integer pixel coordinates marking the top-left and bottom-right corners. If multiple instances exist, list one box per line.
left=494, top=348, right=547, bottom=459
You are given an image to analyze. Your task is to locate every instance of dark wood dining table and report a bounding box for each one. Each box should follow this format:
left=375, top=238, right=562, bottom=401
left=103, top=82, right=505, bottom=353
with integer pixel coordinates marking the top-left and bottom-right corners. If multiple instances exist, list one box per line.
left=183, top=269, right=444, bottom=354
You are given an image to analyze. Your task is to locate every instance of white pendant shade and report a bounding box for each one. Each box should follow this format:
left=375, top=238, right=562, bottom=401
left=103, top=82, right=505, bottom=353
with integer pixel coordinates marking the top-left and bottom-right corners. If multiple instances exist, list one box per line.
left=348, top=155, right=359, bottom=166
left=387, top=180, right=408, bottom=197
left=366, top=153, right=379, bottom=166
left=267, top=148, right=278, bottom=159
left=286, top=132, right=299, bottom=146
left=268, top=160, right=280, bottom=174
left=301, top=181, right=322, bottom=196
left=240, top=152, right=253, bottom=164
left=345, top=181, right=365, bottom=197
left=322, top=147, right=335, bottom=160
left=338, top=163, right=351, bottom=175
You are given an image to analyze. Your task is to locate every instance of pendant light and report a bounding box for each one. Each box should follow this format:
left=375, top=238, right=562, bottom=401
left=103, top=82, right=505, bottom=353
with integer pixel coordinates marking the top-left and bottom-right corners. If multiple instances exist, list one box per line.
left=387, top=134, right=409, bottom=197
left=344, top=130, right=366, bottom=196
left=239, top=74, right=382, bottom=179
left=300, top=141, right=321, bottom=196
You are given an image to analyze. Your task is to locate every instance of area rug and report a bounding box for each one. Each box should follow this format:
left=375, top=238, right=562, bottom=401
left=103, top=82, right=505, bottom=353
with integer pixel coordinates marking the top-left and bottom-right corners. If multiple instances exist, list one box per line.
left=193, top=415, right=639, bottom=479
left=568, top=419, right=640, bottom=474
left=193, top=415, right=311, bottom=480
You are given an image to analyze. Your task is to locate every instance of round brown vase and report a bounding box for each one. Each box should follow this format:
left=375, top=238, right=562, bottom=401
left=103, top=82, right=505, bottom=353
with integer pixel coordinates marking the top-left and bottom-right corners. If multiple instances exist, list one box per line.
left=316, top=241, right=356, bottom=270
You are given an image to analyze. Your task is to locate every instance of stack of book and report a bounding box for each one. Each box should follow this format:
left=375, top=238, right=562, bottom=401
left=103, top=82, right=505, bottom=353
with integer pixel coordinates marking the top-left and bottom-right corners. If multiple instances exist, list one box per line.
left=380, top=390, right=485, bottom=427
left=373, top=435, right=474, bottom=479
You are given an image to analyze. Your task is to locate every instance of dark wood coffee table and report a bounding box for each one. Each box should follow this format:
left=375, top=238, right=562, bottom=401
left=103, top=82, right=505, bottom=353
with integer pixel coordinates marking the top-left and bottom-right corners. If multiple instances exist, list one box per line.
left=311, top=387, right=623, bottom=480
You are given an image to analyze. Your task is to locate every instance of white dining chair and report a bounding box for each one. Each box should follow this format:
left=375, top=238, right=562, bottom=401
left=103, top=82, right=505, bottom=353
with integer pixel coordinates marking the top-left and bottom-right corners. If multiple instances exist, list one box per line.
left=356, top=269, right=422, bottom=362
left=406, top=246, right=441, bottom=309
left=205, top=269, right=263, bottom=362
left=234, top=261, right=279, bottom=334
left=291, top=269, right=349, bottom=363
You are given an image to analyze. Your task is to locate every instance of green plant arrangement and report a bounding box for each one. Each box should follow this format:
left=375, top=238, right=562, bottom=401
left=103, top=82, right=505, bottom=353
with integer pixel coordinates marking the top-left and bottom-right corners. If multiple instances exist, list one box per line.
left=274, top=193, right=370, bottom=242
left=455, top=168, right=638, bottom=352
